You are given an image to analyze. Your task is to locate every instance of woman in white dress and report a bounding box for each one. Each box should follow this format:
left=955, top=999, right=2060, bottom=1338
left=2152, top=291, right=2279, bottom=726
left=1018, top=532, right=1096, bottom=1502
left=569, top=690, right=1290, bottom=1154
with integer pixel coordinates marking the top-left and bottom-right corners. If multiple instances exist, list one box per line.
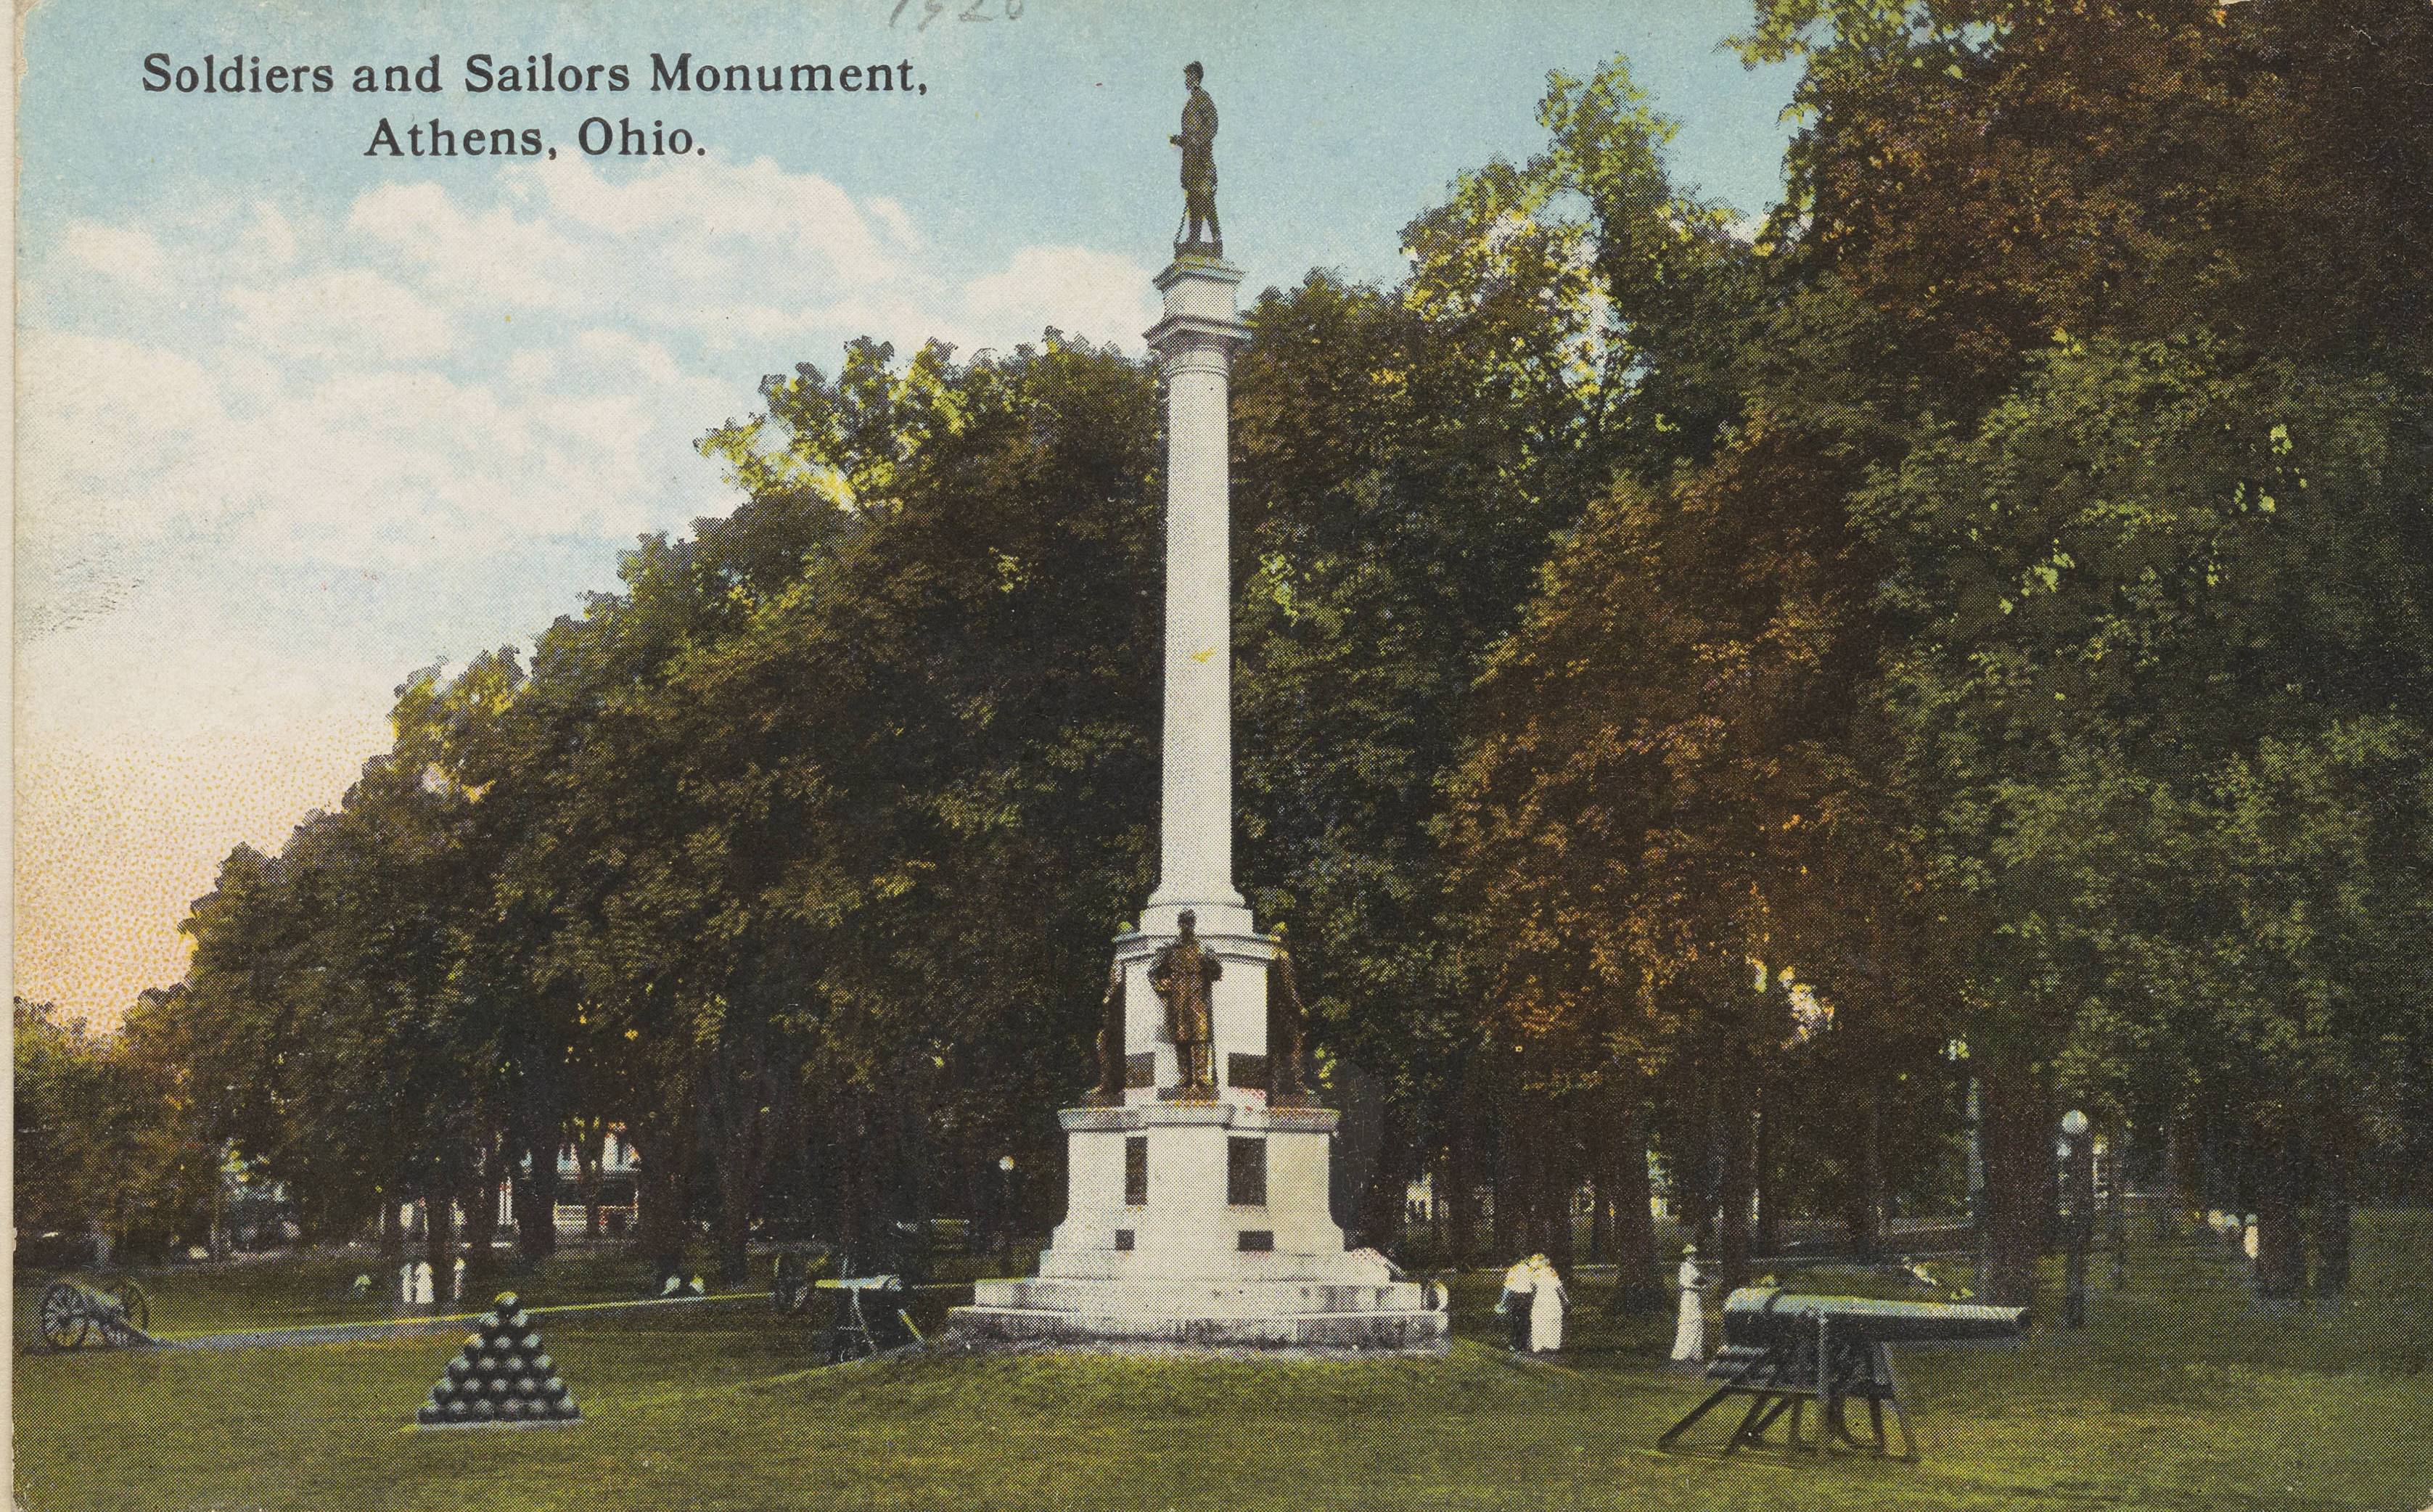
left=1670, top=1243, right=1707, bottom=1365
left=1527, top=1254, right=1567, bottom=1353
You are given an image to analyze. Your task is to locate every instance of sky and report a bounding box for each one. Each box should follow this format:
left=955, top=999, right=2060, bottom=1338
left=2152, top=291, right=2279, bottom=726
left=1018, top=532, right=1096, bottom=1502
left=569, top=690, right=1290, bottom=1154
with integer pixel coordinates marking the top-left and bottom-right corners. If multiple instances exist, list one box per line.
left=13, top=0, right=1800, bottom=1030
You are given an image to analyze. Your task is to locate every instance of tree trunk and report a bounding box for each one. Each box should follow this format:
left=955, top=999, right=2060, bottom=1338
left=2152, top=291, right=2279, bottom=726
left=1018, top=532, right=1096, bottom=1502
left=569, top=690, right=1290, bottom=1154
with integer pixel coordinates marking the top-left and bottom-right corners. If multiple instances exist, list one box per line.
left=461, top=1138, right=504, bottom=1292
left=837, top=1104, right=870, bottom=1273
left=634, top=1080, right=698, bottom=1284
left=714, top=1109, right=771, bottom=1290
left=1542, top=1101, right=1577, bottom=1274
left=2162, top=1111, right=2202, bottom=1238
left=1679, top=1076, right=1718, bottom=1254
left=1358, top=1105, right=1413, bottom=1256
left=1716, top=1072, right=1755, bottom=1293
left=1587, top=1107, right=1615, bottom=1267
left=1490, top=1088, right=1521, bottom=1262
left=1448, top=1061, right=1479, bottom=1269
left=1845, top=1082, right=1883, bottom=1262
left=1752, top=1094, right=1780, bottom=1259
left=514, top=1133, right=560, bottom=1262
left=1980, top=1054, right=2048, bottom=1310
left=577, top=1122, right=606, bottom=1239
left=1607, top=1089, right=1660, bottom=1313
left=2252, top=1122, right=2307, bottom=1303
left=420, top=1184, right=456, bottom=1305
left=378, top=1197, right=404, bottom=1261
left=2309, top=1117, right=2352, bottom=1301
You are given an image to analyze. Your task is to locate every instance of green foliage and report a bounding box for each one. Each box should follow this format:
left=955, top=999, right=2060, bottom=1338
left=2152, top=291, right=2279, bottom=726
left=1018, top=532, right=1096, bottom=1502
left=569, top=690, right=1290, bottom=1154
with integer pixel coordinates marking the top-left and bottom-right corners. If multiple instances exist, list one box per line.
left=1864, top=335, right=2433, bottom=1122
left=14, top=995, right=216, bottom=1256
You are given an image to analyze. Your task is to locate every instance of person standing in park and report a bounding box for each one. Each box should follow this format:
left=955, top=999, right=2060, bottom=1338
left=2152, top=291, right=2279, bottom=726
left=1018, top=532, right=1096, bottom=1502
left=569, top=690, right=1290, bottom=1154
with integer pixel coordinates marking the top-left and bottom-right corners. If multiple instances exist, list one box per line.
left=1670, top=1243, right=1709, bottom=1367
left=1526, top=1254, right=1568, bottom=1354
left=1498, top=1254, right=1535, bottom=1352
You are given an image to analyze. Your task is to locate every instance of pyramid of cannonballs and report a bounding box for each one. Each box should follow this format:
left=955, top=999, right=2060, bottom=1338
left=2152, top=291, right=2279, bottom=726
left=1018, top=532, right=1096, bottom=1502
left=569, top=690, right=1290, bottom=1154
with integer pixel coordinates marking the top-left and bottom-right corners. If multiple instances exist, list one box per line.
left=415, top=1292, right=580, bottom=1429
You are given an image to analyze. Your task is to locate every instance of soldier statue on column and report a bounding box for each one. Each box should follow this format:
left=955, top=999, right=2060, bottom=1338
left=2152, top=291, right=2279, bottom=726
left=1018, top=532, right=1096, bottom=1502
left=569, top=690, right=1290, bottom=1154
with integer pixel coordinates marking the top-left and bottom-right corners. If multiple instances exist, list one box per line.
left=1149, top=910, right=1222, bottom=1096
left=1171, top=61, right=1221, bottom=255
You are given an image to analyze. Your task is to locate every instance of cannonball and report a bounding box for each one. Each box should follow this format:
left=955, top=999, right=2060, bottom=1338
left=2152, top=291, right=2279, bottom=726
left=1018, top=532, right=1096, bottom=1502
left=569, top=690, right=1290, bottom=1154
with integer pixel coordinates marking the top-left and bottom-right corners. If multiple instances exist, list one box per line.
left=472, top=1399, right=496, bottom=1421
left=515, top=1376, right=540, bottom=1397
left=520, top=1331, right=543, bottom=1352
left=530, top=1353, right=552, bottom=1375
left=446, top=1400, right=470, bottom=1422
left=494, top=1291, right=520, bottom=1312
left=446, top=1357, right=469, bottom=1381
left=543, top=1375, right=566, bottom=1397
left=417, top=1406, right=442, bottom=1426
left=464, top=1332, right=485, bottom=1352
left=500, top=1399, right=526, bottom=1421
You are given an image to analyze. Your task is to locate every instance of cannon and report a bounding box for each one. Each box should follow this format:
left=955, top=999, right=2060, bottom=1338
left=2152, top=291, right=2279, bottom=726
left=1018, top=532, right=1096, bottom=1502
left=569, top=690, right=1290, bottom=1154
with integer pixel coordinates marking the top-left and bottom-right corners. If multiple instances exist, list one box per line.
left=1657, top=1286, right=2028, bottom=1460
left=37, top=1276, right=157, bottom=1351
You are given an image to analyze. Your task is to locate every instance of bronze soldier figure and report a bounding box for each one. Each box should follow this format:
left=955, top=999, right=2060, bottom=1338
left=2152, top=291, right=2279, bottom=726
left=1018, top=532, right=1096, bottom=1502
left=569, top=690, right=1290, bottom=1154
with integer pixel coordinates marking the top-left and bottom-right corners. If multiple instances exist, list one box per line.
left=1267, top=923, right=1313, bottom=1106
left=1149, top=909, right=1222, bottom=1096
left=1171, top=61, right=1220, bottom=254
left=1088, top=956, right=1127, bottom=1105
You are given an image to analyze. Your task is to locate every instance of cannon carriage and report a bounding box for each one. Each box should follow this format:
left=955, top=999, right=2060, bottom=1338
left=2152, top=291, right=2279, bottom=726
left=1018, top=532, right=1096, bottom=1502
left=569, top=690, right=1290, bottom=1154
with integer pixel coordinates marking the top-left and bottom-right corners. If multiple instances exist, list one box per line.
left=36, top=1275, right=157, bottom=1351
left=1657, top=1286, right=2029, bottom=1460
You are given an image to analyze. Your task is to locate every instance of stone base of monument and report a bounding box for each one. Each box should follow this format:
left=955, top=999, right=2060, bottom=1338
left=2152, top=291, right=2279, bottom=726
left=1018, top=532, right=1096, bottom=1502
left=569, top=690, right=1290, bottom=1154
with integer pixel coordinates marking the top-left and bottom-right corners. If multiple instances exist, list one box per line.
left=945, top=1098, right=1449, bottom=1353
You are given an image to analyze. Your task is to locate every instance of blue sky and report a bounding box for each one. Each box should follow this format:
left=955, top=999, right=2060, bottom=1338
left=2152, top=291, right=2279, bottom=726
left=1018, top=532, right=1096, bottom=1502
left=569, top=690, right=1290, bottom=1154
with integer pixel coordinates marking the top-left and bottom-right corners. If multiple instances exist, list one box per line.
left=15, top=0, right=1800, bottom=1026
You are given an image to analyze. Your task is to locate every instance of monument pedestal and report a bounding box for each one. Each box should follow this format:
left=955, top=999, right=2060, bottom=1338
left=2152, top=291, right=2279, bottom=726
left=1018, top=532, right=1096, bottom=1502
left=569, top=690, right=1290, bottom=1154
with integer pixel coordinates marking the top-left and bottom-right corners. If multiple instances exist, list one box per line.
left=947, top=929, right=1447, bottom=1351
left=951, top=1103, right=1446, bottom=1349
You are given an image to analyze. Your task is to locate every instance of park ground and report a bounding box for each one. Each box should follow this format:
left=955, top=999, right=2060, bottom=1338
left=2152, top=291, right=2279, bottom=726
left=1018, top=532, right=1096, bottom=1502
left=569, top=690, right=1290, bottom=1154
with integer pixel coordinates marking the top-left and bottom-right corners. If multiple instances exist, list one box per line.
left=15, top=1212, right=2433, bottom=1512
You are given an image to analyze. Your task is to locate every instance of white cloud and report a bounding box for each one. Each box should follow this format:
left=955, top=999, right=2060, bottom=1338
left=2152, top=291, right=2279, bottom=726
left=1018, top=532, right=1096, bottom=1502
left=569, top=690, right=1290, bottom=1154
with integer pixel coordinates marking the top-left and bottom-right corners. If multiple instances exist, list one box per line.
left=239, top=202, right=300, bottom=267
left=229, top=268, right=456, bottom=361
left=961, top=244, right=1158, bottom=351
left=867, top=195, right=923, bottom=252
left=17, top=331, right=237, bottom=543
left=348, top=181, right=586, bottom=310
left=60, top=221, right=168, bottom=286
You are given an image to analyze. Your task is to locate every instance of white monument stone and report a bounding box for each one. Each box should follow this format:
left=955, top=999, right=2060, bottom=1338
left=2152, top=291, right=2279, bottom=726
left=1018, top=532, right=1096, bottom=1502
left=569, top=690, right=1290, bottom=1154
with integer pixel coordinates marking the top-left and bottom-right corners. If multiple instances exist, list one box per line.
left=947, top=246, right=1445, bottom=1352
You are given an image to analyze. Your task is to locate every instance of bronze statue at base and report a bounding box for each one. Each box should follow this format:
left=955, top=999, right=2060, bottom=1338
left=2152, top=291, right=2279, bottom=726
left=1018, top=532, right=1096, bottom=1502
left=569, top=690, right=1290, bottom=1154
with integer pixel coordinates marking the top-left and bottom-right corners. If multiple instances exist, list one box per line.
left=1267, top=923, right=1315, bottom=1106
left=1086, top=956, right=1128, bottom=1106
left=1149, top=909, right=1222, bottom=1098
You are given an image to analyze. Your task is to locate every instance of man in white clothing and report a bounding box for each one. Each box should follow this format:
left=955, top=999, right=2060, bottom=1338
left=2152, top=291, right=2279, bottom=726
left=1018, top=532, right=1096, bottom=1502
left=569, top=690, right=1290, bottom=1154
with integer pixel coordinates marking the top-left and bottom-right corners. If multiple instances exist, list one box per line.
left=1498, top=1255, right=1535, bottom=1352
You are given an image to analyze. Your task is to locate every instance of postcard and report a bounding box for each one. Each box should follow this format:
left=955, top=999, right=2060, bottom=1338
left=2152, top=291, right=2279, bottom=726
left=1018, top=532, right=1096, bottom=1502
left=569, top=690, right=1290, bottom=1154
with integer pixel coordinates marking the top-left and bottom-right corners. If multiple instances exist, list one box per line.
left=16, top=2, right=2430, bottom=1508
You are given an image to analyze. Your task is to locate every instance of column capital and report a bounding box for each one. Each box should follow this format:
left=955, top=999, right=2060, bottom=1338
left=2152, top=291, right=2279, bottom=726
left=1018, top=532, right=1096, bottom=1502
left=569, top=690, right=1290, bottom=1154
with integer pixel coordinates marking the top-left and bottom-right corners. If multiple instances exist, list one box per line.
left=1146, top=255, right=1251, bottom=363
left=1145, top=313, right=1251, bottom=367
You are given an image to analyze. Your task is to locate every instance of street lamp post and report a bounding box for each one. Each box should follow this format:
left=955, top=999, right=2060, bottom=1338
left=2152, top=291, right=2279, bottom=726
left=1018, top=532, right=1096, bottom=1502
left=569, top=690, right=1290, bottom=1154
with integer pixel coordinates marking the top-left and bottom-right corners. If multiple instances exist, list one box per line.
left=2060, top=1109, right=2091, bottom=1328
left=997, top=1155, right=1017, bottom=1269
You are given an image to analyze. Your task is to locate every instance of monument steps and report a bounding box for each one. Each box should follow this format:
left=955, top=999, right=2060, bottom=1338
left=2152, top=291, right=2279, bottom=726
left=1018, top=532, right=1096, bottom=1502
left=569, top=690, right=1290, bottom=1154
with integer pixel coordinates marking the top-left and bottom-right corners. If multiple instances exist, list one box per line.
left=948, top=1304, right=1448, bottom=1351
left=972, top=1277, right=1430, bottom=1316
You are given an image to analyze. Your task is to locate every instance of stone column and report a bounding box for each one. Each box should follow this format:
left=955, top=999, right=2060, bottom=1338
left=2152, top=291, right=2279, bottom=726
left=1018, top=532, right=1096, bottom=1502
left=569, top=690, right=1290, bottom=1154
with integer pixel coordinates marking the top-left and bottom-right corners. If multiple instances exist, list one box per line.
left=1143, top=256, right=1253, bottom=938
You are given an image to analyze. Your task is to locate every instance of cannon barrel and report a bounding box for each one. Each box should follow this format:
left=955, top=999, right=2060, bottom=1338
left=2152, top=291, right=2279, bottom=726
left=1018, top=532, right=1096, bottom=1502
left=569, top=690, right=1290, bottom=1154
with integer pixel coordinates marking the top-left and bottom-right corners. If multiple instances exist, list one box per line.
left=1721, top=1286, right=2030, bottom=1347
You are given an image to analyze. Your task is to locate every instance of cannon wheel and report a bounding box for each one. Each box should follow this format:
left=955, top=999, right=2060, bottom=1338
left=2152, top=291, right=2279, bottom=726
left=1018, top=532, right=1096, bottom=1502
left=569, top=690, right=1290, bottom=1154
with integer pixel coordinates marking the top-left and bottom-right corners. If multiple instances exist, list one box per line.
left=112, top=1279, right=151, bottom=1336
left=39, top=1282, right=91, bottom=1350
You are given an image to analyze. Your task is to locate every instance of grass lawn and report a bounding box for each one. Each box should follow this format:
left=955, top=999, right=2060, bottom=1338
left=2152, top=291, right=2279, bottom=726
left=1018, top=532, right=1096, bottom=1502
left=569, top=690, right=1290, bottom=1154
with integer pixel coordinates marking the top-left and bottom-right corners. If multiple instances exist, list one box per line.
left=16, top=1215, right=2433, bottom=1511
